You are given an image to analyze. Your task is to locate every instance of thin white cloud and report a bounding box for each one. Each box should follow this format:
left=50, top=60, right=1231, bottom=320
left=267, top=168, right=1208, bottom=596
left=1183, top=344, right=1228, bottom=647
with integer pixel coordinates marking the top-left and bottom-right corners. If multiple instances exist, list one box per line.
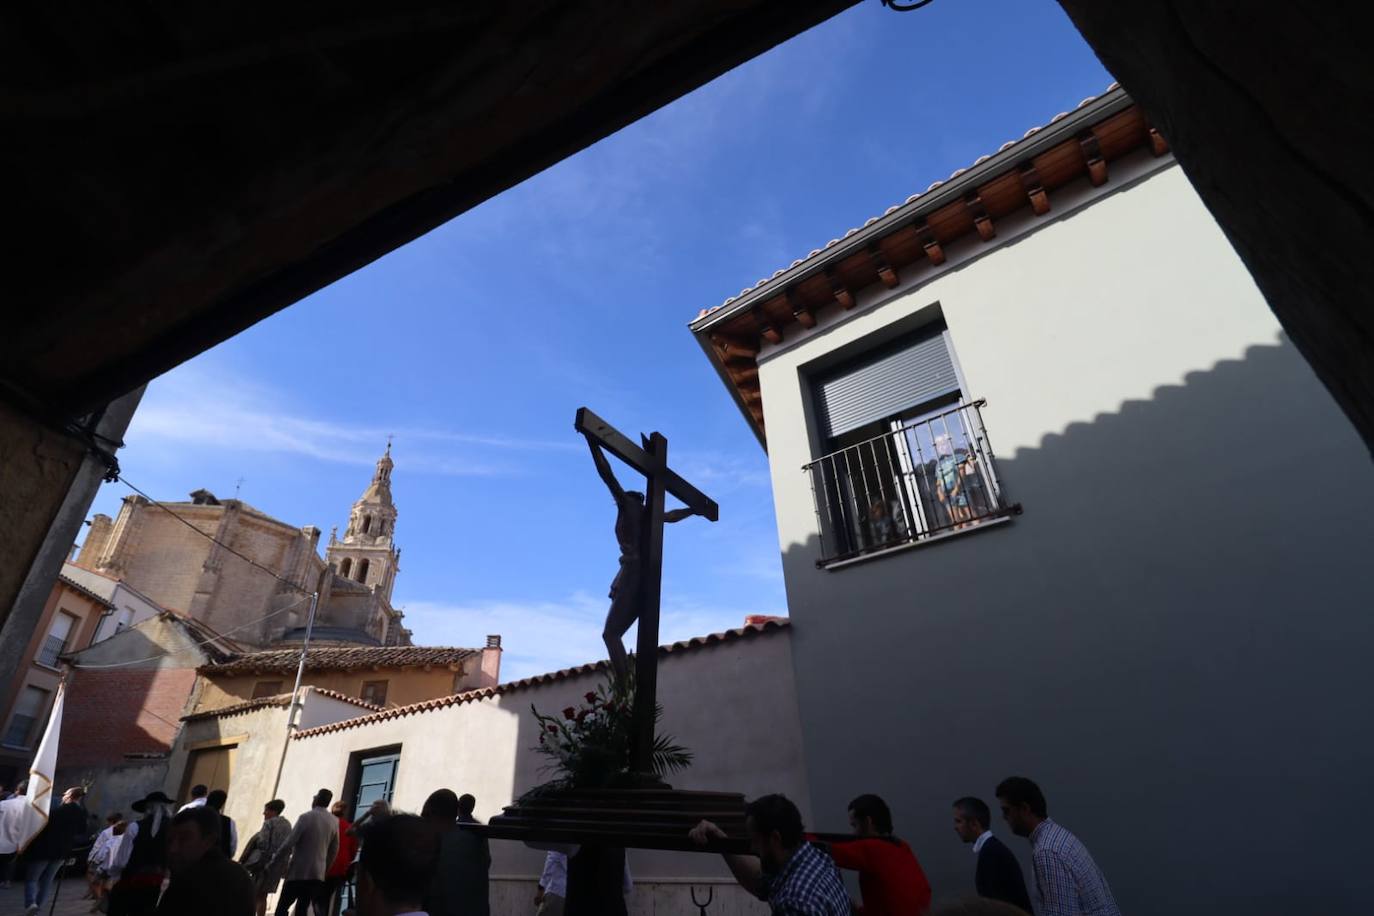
left=127, top=362, right=574, bottom=477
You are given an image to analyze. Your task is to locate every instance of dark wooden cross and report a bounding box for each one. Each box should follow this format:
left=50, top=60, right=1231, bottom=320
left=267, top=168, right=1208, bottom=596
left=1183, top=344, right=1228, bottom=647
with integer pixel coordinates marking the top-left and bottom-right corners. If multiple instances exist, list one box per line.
left=574, top=407, right=718, bottom=775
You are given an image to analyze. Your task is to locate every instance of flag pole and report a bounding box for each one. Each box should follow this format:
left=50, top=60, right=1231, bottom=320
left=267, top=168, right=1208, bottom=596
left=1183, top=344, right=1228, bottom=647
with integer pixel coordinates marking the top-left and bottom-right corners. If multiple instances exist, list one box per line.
left=270, top=567, right=329, bottom=799
left=18, top=679, right=65, bottom=854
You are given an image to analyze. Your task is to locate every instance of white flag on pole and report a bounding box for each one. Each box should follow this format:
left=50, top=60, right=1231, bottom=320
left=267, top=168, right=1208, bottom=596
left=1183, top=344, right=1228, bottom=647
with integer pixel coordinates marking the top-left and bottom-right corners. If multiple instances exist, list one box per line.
left=17, top=680, right=63, bottom=853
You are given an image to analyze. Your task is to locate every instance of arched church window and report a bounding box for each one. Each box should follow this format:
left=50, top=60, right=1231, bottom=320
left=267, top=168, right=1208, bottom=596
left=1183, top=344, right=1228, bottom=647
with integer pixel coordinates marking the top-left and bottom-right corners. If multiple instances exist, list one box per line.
left=339, top=558, right=352, bottom=577
left=362, top=516, right=372, bottom=534
left=358, top=558, right=370, bottom=583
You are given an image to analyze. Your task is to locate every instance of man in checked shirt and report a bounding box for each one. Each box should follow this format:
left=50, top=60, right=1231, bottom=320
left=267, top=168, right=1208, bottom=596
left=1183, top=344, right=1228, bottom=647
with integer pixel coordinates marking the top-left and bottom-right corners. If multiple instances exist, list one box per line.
left=995, top=777, right=1122, bottom=916
left=689, top=794, right=851, bottom=916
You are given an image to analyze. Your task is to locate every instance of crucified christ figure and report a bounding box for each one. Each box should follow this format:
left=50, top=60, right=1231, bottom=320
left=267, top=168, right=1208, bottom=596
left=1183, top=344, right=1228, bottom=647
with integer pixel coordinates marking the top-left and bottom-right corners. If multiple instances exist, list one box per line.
left=585, top=433, right=702, bottom=682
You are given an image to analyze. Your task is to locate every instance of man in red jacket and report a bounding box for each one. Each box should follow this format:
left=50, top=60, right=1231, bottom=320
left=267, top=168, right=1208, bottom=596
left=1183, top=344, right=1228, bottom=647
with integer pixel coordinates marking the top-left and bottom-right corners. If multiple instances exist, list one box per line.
left=316, top=800, right=358, bottom=916
left=818, top=794, right=931, bottom=916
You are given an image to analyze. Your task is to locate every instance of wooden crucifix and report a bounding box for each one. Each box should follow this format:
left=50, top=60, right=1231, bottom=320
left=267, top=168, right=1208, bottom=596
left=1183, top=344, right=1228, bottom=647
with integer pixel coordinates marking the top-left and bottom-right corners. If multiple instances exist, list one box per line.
left=575, top=407, right=718, bottom=776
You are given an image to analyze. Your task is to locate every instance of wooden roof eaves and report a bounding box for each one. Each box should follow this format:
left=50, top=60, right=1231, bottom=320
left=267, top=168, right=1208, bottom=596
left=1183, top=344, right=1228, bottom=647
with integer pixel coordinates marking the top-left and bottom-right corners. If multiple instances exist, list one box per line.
left=689, top=87, right=1134, bottom=337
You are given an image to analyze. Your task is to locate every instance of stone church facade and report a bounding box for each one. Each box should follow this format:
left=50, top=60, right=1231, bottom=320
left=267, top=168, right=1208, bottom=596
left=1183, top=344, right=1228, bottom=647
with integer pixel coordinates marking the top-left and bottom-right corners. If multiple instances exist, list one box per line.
left=77, top=446, right=411, bottom=648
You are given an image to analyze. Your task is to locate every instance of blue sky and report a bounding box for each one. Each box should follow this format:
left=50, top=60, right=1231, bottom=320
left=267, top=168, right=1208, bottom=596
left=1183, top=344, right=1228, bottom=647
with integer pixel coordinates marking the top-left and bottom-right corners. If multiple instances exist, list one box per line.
left=86, top=1, right=1111, bottom=680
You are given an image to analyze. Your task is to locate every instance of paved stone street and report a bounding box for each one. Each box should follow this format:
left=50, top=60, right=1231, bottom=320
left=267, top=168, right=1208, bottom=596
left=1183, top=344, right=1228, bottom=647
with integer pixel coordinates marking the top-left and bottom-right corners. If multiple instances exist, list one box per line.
left=0, top=874, right=95, bottom=916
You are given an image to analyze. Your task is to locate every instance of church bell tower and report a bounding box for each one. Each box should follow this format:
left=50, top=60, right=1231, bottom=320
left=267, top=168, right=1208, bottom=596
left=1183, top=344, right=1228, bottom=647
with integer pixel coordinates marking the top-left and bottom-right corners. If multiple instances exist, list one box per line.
left=326, top=443, right=400, bottom=603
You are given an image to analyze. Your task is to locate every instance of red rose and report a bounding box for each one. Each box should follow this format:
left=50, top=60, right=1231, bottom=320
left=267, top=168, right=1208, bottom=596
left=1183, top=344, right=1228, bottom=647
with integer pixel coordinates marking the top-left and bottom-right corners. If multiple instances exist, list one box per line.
left=585, top=692, right=598, bottom=704
left=547, top=724, right=558, bottom=733
left=562, top=707, right=577, bottom=720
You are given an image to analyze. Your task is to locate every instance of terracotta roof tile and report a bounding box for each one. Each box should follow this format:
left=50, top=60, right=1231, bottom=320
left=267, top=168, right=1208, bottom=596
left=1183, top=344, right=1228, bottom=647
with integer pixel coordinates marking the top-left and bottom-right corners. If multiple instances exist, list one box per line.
left=199, top=645, right=480, bottom=676
left=292, top=619, right=790, bottom=740
left=702, top=82, right=1123, bottom=315
left=307, top=687, right=385, bottom=711
left=181, top=686, right=382, bottom=723
left=182, top=694, right=292, bottom=722
left=55, top=574, right=115, bottom=608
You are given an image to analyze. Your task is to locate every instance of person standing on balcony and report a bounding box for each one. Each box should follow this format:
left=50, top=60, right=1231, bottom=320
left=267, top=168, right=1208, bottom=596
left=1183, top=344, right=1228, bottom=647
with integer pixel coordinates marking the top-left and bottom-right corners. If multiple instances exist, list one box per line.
left=934, top=435, right=973, bottom=528
left=995, top=778, right=1120, bottom=916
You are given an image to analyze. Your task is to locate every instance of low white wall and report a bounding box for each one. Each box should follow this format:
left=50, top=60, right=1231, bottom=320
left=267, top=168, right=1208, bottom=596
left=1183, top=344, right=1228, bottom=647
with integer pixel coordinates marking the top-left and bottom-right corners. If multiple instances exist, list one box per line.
left=275, top=627, right=802, bottom=902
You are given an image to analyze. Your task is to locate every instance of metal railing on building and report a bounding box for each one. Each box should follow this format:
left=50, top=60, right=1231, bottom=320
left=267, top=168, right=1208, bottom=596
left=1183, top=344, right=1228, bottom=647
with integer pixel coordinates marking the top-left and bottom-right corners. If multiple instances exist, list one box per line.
left=803, top=399, right=1017, bottom=566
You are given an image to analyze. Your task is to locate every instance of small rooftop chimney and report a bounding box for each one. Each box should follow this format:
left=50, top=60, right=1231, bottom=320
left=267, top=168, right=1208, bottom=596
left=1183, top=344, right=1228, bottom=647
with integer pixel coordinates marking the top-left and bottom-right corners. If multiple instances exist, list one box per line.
left=743, top=614, right=786, bottom=628
left=478, top=635, right=502, bottom=688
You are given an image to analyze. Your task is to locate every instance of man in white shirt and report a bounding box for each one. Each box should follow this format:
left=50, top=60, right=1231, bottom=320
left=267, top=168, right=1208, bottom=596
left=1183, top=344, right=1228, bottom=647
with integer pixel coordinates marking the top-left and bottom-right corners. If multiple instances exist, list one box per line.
left=178, top=785, right=209, bottom=813
left=535, top=851, right=566, bottom=916
left=0, top=781, right=28, bottom=889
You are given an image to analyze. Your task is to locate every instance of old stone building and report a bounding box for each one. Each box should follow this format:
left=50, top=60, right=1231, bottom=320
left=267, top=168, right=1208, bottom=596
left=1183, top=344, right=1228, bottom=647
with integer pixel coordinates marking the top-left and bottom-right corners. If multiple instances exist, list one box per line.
left=76, top=446, right=411, bottom=648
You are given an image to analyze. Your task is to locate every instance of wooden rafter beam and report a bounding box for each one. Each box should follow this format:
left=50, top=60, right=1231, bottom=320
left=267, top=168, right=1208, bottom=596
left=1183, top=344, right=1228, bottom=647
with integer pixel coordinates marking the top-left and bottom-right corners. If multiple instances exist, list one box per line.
left=754, top=310, right=783, bottom=345
left=1079, top=131, right=1108, bottom=185
left=727, top=363, right=759, bottom=384
left=965, top=192, right=996, bottom=241
left=1147, top=125, right=1169, bottom=157
left=711, top=334, right=758, bottom=362
left=788, top=289, right=816, bottom=329
left=825, top=268, right=856, bottom=310
left=867, top=244, right=899, bottom=288
left=916, top=221, right=945, bottom=266
left=1019, top=162, right=1051, bottom=216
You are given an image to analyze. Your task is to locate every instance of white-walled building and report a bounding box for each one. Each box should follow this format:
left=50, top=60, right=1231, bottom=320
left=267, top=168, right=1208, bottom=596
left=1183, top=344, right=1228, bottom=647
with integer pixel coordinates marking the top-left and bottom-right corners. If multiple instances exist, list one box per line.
left=690, top=86, right=1374, bottom=915
left=60, top=560, right=166, bottom=643
left=271, top=619, right=802, bottom=916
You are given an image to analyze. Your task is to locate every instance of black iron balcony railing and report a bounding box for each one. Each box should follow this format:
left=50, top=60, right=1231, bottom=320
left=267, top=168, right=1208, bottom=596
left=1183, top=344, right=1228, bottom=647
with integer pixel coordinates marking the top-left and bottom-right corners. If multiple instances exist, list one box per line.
left=803, top=399, right=1017, bottom=566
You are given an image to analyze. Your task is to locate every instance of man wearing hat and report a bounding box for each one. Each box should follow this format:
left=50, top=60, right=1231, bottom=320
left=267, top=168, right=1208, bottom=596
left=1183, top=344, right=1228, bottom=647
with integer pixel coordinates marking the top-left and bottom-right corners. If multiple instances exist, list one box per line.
left=108, top=790, right=175, bottom=916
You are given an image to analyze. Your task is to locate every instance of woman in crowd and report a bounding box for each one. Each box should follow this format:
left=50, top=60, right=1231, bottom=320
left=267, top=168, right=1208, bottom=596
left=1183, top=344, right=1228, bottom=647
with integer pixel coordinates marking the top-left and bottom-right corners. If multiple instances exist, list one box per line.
left=239, top=799, right=292, bottom=916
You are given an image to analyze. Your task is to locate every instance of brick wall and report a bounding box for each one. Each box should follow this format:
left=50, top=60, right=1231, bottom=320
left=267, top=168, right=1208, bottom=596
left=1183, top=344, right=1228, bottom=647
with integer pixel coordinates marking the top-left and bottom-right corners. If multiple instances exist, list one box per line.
left=62, top=667, right=198, bottom=766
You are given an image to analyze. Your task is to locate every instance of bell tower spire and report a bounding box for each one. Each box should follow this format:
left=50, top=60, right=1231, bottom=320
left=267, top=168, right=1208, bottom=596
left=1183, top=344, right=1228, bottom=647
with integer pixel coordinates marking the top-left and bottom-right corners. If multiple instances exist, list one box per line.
left=325, top=442, right=401, bottom=604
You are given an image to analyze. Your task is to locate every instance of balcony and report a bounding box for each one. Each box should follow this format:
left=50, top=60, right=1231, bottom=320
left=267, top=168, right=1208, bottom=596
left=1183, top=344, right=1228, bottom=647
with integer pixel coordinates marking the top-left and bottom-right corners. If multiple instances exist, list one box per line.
left=803, top=400, right=1017, bottom=567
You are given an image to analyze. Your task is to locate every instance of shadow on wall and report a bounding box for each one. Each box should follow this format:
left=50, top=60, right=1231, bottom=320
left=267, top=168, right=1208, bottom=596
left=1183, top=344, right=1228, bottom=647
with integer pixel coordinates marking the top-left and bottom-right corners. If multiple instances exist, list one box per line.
left=777, top=337, right=1374, bottom=916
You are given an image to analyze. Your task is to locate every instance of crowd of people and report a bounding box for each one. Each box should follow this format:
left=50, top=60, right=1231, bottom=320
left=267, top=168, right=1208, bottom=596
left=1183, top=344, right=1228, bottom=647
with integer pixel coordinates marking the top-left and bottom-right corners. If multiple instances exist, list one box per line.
left=1, top=774, right=1118, bottom=916
left=686, top=776, right=1121, bottom=916
left=0, top=781, right=493, bottom=916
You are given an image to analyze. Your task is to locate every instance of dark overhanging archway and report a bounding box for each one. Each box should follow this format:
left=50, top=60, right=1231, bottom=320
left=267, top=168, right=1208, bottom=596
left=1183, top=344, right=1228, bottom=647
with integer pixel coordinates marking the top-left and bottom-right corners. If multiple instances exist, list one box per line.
left=1055, top=1, right=1374, bottom=455
left=1, top=1, right=1370, bottom=669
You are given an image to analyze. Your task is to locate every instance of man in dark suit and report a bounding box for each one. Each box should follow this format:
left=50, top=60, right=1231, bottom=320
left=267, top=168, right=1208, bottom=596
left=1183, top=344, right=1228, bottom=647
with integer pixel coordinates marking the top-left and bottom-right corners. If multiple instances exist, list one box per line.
left=953, top=796, right=1031, bottom=912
